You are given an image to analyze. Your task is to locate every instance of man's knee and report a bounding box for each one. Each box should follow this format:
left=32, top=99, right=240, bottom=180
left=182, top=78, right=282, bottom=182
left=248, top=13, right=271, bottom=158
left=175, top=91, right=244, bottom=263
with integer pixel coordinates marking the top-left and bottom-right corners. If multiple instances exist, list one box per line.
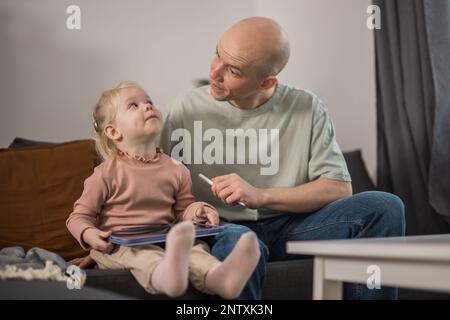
left=214, top=223, right=269, bottom=261
left=357, top=191, right=406, bottom=236
left=216, top=223, right=253, bottom=242
left=379, top=192, right=405, bottom=236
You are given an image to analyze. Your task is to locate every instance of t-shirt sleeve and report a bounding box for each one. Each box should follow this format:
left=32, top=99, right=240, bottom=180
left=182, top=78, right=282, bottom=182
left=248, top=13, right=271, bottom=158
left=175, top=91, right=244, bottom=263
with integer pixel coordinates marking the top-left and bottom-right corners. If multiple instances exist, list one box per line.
left=308, top=100, right=352, bottom=182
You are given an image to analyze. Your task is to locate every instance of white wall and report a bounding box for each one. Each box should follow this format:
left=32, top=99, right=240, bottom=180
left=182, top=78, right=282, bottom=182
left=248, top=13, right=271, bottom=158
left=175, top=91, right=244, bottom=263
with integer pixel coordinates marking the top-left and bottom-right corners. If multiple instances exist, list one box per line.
left=0, top=0, right=255, bottom=144
left=0, top=0, right=376, bottom=179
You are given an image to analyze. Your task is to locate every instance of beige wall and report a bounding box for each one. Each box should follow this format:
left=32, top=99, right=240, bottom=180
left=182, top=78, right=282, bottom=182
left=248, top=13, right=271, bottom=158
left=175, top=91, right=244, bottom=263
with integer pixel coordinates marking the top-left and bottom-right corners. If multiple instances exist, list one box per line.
left=0, top=0, right=376, bottom=179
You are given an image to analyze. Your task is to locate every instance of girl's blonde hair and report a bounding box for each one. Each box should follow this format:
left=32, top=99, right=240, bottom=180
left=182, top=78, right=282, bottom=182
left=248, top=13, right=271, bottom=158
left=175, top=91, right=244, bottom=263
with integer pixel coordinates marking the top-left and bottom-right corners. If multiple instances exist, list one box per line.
left=92, top=81, right=145, bottom=160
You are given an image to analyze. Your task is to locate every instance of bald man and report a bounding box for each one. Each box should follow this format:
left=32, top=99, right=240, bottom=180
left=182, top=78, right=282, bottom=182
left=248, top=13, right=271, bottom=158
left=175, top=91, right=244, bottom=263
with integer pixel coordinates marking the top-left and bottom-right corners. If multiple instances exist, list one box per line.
left=160, top=17, right=405, bottom=300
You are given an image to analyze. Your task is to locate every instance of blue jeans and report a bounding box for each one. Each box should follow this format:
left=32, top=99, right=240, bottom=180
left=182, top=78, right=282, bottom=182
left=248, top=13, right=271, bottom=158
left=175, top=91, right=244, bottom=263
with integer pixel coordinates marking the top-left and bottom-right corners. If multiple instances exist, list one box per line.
left=207, top=191, right=405, bottom=300
left=205, top=222, right=269, bottom=299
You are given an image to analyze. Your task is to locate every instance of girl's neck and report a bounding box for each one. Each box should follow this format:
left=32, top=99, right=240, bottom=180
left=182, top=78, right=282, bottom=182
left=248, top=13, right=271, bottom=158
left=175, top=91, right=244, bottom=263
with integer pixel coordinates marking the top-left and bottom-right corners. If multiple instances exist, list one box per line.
left=119, top=140, right=158, bottom=160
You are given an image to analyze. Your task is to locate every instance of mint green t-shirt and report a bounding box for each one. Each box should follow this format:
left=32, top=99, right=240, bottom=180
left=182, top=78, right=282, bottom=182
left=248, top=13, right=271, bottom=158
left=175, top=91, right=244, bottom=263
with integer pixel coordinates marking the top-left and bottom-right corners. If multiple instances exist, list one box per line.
left=160, top=84, right=351, bottom=221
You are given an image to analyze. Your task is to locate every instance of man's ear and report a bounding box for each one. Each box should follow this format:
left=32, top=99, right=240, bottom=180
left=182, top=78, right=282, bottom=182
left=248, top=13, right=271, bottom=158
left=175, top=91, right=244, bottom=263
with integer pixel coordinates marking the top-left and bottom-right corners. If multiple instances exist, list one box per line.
left=104, top=124, right=122, bottom=142
left=259, top=75, right=278, bottom=91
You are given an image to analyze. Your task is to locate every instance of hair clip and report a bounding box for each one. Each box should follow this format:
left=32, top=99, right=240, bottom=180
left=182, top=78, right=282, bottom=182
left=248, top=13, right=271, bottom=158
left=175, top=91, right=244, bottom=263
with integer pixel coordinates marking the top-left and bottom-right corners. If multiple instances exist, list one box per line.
left=92, top=117, right=99, bottom=132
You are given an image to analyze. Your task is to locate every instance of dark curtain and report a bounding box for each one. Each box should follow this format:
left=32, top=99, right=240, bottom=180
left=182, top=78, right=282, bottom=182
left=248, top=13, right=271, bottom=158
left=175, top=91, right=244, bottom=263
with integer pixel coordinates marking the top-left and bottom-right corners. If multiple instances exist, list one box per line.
left=374, top=0, right=450, bottom=235
left=426, top=2, right=450, bottom=225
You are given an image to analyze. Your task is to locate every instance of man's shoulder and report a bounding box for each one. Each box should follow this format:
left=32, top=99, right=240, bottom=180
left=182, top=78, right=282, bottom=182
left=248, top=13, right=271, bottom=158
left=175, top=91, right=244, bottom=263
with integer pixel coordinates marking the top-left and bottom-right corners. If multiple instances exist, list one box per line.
left=280, top=83, right=318, bottom=101
left=283, top=85, right=331, bottom=124
left=279, top=83, right=327, bottom=113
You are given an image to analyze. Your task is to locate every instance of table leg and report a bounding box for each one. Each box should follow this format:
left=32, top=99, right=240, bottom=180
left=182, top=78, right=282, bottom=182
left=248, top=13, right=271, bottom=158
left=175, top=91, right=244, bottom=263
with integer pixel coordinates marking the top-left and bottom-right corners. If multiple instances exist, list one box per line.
left=313, top=257, right=343, bottom=300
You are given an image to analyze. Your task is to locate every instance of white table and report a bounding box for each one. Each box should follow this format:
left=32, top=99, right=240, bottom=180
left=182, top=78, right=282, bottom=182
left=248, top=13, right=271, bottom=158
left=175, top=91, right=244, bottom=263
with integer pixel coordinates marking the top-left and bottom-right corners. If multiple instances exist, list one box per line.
left=287, top=234, right=450, bottom=299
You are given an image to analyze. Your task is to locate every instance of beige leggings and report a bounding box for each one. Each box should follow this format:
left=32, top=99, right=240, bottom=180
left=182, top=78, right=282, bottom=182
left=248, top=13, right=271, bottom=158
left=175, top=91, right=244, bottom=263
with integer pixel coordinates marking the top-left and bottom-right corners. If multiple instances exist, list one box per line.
left=90, top=240, right=219, bottom=294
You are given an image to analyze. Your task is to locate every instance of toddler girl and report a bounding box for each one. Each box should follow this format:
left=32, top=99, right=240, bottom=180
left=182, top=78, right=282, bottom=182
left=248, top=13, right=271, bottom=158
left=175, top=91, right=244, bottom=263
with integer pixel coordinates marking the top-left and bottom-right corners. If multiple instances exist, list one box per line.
left=66, top=81, right=260, bottom=298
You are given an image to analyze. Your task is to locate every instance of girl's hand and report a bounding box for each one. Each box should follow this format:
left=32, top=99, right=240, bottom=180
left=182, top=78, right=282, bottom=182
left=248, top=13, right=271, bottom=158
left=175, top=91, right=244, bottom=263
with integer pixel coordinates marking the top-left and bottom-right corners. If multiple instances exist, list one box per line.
left=69, top=255, right=96, bottom=269
left=82, top=228, right=114, bottom=253
left=198, top=204, right=220, bottom=225
left=182, top=203, right=220, bottom=225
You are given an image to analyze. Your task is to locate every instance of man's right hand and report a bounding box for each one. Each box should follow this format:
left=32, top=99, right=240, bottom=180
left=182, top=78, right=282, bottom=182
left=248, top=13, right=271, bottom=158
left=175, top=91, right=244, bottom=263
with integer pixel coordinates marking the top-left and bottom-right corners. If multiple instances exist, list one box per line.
left=82, top=228, right=114, bottom=253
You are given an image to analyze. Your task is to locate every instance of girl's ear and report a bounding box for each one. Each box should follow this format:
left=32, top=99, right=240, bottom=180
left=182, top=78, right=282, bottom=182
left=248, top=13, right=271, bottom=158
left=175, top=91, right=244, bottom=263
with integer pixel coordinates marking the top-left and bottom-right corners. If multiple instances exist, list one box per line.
left=104, top=124, right=122, bottom=142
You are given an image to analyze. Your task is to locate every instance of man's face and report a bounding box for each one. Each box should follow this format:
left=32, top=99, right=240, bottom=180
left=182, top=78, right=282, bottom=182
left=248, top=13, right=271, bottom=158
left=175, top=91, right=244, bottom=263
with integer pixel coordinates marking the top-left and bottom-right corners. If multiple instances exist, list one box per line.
left=209, top=42, right=263, bottom=105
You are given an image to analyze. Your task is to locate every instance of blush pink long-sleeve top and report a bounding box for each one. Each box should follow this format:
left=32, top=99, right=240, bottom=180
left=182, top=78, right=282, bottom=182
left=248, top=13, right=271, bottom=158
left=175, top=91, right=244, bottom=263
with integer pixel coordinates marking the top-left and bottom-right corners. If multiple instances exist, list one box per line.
left=66, top=151, right=215, bottom=250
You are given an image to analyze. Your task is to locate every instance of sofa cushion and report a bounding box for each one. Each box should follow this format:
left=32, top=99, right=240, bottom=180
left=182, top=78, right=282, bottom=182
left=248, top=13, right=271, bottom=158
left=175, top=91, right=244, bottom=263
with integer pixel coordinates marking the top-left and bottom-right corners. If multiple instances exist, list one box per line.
left=8, top=137, right=103, bottom=166
left=262, top=259, right=313, bottom=299
left=0, top=279, right=132, bottom=300
left=84, top=259, right=314, bottom=300
left=85, top=268, right=210, bottom=300
left=8, top=137, right=56, bottom=149
left=0, top=140, right=97, bottom=260
left=343, top=149, right=376, bottom=193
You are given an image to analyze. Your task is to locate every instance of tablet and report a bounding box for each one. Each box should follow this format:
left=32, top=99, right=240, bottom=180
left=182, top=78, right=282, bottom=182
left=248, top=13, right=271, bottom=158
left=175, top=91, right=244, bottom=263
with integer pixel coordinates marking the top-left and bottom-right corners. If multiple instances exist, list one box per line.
left=108, top=223, right=224, bottom=246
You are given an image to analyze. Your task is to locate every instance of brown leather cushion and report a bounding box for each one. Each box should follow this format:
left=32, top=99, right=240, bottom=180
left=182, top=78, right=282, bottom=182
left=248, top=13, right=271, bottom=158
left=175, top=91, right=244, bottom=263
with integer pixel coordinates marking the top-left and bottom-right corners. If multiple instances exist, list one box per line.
left=0, top=140, right=97, bottom=260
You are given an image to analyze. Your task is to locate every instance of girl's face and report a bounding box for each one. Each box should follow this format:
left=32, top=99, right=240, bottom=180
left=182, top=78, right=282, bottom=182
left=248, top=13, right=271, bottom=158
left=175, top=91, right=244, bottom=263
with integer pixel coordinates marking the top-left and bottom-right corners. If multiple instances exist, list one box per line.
left=113, top=87, right=163, bottom=144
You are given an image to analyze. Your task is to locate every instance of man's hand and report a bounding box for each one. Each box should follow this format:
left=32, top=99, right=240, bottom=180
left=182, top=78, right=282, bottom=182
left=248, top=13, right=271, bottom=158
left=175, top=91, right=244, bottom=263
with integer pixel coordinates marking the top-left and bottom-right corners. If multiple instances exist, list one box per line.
left=211, top=173, right=265, bottom=209
left=82, top=228, right=114, bottom=253
left=183, top=203, right=220, bottom=225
